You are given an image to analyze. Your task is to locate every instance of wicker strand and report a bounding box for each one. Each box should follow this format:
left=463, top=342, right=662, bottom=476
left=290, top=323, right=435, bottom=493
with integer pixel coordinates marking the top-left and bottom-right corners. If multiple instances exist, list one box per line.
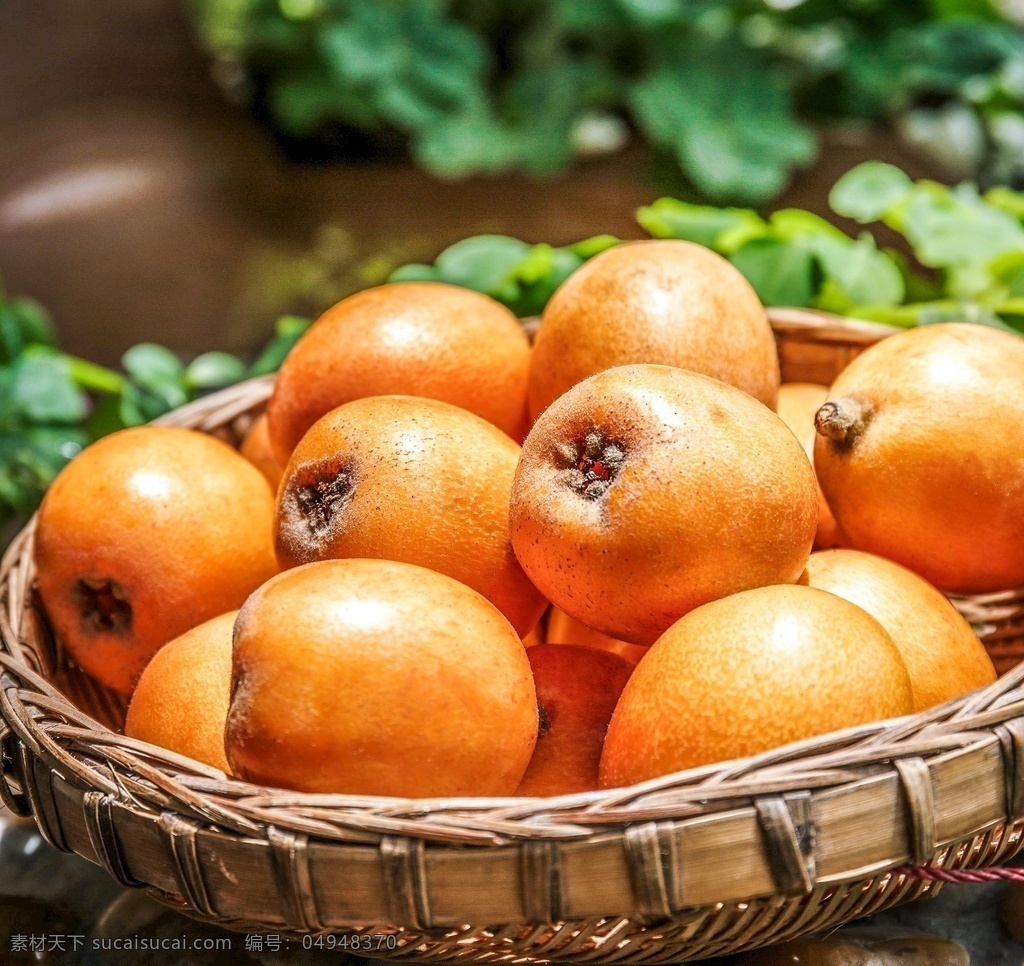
left=1, top=309, right=1023, bottom=962
left=897, top=865, right=1024, bottom=883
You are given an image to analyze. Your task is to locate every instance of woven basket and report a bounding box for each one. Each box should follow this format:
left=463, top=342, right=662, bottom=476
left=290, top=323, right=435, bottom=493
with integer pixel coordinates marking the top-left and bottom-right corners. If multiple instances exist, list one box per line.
left=2, top=308, right=1024, bottom=964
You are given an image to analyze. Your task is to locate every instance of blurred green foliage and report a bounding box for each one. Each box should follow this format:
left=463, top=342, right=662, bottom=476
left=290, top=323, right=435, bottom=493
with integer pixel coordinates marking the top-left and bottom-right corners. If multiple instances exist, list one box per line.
left=396, top=161, right=1024, bottom=332
left=191, top=0, right=1024, bottom=202
left=3, top=161, right=1022, bottom=531
left=0, top=295, right=311, bottom=532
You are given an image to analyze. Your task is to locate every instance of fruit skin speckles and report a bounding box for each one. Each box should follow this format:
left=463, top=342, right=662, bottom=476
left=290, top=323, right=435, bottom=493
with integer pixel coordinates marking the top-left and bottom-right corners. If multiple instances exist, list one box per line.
left=265, top=281, right=531, bottom=464
left=224, top=559, right=538, bottom=798
left=814, top=322, right=1024, bottom=594
left=599, top=584, right=913, bottom=788
left=800, top=549, right=995, bottom=712
left=274, top=395, right=546, bottom=637
left=528, top=239, right=780, bottom=421
left=34, top=426, right=278, bottom=697
left=511, top=364, right=817, bottom=647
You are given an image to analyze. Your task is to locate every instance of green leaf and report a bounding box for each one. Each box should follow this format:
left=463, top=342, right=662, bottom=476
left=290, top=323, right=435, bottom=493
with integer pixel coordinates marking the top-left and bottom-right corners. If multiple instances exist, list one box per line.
left=510, top=247, right=583, bottom=317
left=0, top=297, right=58, bottom=366
left=65, top=356, right=125, bottom=395
left=809, top=234, right=906, bottom=310
left=0, top=308, right=26, bottom=365
left=432, top=236, right=533, bottom=295
left=769, top=209, right=849, bottom=243
left=853, top=300, right=1014, bottom=331
left=185, top=352, right=247, bottom=390
left=11, top=349, right=88, bottom=424
left=984, top=186, right=1024, bottom=221
left=0, top=424, right=87, bottom=520
left=851, top=304, right=930, bottom=328
left=830, top=163, right=915, bottom=223
left=637, top=198, right=767, bottom=252
left=928, top=0, right=1001, bottom=20
left=885, top=249, right=945, bottom=302
left=995, top=297, right=1024, bottom=315
left=387, top=233, right=601, bottom=316
left=616, top=0, right=686, bottom=26
left=414, top=110, right=521, bottom=177
left=270, top=66, right=379, bottom=134
left=630, top=43, right=815, bottom=203
left=389, top=264, right=437, bottom=283
left=567, top=235, right=620, bottom=259
left=122, top=343, right=186, bottom=396
left=990, top=250, right=1024, bottom=296
left=317, top=0, right=488, bottom=143
left=118, top=382, right=175, bottom=426
left=249, top=316, right=312, bottom=377
left=901, top=184, right=1024, bottom=292
left=86, top=394, right=127, bottom=439
left=10, top=298, right=56, bottom=349
left=729, top=239, right=816, bottom=307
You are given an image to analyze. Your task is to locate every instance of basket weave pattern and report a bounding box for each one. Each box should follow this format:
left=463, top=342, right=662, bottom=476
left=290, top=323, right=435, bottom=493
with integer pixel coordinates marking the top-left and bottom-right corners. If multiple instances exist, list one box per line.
left=1, top=310, right=1024, bottom=963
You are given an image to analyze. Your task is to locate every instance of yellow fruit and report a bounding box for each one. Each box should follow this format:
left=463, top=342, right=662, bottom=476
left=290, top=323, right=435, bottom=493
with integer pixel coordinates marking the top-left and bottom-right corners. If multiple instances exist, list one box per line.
left=528, top=239, right=780, bottom=419
left=517, top=644, right=633, bottom=796
left=800, top=549, right=996, bottom=711
left=776, top=383, right=842, bottom=549
left=34, top=427, right=278, bottom=696
left=266, top=282, right=531, bottom=461
left=511, top=364, right=817, bottom=645
left=274, top=395, right=545, bottom=636
left=125, top=612, right=237, bottom=772
left=815, top=323, right=1024, bottom=593
left=599, top=585, right=913, bottom=787
left=225, top=559, right=538, bottom=797
left=240, top=413, right=285, bottom=491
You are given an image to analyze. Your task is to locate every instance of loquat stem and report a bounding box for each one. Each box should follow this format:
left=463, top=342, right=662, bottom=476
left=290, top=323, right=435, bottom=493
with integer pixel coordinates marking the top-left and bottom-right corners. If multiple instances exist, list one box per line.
left=814, top=396, right=873, bottom=450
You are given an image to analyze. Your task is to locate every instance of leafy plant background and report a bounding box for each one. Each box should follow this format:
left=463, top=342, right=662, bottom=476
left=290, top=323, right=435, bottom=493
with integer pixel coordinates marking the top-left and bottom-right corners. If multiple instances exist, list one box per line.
left=1, top=161, right=1022, bottom=532
left=191, top=0, right=1024, bottom=203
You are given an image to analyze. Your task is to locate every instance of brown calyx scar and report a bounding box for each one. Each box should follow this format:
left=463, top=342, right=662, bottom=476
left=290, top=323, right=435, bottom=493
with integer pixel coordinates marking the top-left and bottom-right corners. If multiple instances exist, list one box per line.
left=75, top=579, right=132, bottom=634
left=537, top=703, right=552, bottom=739
left=814, top=396, right=873, bottom=451
left=556, top=430, right=624, bottom=500
left=283, top=458, right=356, bottom=540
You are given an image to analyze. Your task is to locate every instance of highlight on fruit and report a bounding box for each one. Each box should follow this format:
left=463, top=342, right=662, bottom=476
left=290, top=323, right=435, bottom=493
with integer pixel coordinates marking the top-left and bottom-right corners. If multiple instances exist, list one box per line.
left=25, top=224, right=1022, bottom=800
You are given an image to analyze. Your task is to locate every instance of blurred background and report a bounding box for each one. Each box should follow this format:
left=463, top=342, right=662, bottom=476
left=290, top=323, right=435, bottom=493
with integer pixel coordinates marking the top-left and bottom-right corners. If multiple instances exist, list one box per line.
left=4, top=0, right=1023, bottom=366
left=1, top=0, right=1023, bottom=534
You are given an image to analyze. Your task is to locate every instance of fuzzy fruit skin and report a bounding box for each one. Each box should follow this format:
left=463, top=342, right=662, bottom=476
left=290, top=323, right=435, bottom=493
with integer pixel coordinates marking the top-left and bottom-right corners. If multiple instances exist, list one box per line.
left=599, top=585, right=913, bottom=787
left=266, top=282, right=531, bottom=462
left=814, top=323, right=1024, bottom=594
left=34, top=427, right=278, bottom=696
left=510, top=364, right=818, bottom=646
left=516, top=644, right=633, bottom=797
left=274, top=395, right=546, bottom=636
left=125, top=611, right=237, bottom=772
left=225, top=559, right=538, bottom=797
left=240, top=413, right=285, bottom=492
left=800, top=550, right=996, bottom=712
left=776, top=383, right=842, bottom=550
left=528, top=240, right=780, bottom=419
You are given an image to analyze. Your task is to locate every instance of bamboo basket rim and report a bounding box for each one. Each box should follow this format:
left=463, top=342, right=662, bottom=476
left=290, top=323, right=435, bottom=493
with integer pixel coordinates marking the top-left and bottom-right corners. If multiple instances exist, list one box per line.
left=1, top=306, right=1024, bottom=953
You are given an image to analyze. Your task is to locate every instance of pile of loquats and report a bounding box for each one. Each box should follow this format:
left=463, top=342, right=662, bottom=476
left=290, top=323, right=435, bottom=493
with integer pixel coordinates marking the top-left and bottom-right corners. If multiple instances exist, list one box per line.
left=33, top=240, right=1024, bottom=800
